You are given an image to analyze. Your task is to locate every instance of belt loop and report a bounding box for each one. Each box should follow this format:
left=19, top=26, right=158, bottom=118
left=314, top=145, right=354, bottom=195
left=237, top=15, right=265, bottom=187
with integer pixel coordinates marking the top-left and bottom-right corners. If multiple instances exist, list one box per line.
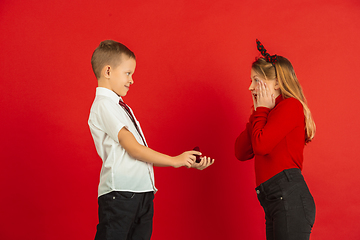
left=284, top=169, right=292, bottom=182
left=260, top=183, right=265, bottom=194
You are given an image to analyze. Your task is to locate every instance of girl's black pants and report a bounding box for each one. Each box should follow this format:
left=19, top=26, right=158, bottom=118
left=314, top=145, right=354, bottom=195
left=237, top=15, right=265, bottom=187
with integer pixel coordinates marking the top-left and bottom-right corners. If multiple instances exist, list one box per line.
left=255, top=168, right=316, bottom=240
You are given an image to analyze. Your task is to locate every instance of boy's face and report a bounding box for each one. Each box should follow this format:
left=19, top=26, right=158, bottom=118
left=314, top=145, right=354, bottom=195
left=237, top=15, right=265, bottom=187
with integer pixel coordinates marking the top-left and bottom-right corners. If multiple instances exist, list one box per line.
left=109, top=55, right=136, bottom=97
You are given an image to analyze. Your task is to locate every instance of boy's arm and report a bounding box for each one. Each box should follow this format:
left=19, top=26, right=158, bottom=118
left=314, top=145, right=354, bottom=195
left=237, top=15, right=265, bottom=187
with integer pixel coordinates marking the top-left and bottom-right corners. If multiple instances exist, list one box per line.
left=118, top=127, right=198, bottom=168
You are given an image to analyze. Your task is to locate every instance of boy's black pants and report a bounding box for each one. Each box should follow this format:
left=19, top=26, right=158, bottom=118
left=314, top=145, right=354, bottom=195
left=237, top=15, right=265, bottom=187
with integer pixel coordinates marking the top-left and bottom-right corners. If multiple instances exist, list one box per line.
left=95, top=191, right=154, bottom=240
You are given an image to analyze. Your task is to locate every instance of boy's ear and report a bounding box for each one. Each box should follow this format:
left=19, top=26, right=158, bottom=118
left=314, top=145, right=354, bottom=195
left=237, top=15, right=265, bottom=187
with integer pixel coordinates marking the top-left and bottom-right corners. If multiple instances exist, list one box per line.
left=103, top=65, right=111, bottom=79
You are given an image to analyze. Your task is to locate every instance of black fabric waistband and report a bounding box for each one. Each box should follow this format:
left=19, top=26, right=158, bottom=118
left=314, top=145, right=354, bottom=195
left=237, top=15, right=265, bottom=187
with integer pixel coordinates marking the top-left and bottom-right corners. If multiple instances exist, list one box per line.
left=255, top=168, right=302, bottom=191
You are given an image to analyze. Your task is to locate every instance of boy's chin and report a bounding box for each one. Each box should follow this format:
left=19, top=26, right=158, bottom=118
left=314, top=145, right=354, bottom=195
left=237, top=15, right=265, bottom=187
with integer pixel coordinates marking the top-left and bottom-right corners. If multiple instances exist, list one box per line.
left=112, top=89, right=126, bottom=97
left=118, top=90, right=127, bottom=97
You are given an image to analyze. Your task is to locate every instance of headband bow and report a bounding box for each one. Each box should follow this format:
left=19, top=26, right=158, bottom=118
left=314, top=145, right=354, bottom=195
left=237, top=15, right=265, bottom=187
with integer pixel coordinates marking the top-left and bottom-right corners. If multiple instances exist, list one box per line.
left=256, top=39, right=277, bottom=63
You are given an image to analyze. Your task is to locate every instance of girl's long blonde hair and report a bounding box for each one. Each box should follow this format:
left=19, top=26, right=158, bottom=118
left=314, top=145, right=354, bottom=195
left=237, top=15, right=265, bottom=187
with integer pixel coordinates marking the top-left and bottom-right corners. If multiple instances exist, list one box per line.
left=252, top=57, right=315, bottom=144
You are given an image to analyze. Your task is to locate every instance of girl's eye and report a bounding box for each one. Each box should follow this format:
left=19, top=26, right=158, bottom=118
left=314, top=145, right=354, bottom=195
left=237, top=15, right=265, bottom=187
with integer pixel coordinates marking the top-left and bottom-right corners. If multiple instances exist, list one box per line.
left=126, top=72, right=130, bottom=76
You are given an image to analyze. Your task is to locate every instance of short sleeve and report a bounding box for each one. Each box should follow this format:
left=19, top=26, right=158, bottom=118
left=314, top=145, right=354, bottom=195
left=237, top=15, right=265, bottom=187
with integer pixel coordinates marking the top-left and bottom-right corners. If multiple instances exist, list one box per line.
left=89, top=98, right=128, bottom=143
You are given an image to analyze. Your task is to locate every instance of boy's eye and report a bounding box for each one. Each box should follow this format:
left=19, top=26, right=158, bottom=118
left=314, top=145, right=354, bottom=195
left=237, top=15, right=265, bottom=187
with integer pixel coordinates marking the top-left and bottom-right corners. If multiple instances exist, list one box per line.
left=126, top=72, right=131, bottom=76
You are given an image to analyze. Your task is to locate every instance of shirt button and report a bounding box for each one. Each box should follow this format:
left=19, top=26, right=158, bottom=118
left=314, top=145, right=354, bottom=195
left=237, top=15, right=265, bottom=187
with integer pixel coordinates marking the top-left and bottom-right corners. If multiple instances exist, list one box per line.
left=256, top=190, right=260, bottom=194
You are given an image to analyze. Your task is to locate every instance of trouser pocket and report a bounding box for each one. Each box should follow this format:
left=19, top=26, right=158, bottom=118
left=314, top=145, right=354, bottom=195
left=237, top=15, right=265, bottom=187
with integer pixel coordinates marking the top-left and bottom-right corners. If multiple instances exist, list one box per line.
left=301, top=194, right=316, bottom=227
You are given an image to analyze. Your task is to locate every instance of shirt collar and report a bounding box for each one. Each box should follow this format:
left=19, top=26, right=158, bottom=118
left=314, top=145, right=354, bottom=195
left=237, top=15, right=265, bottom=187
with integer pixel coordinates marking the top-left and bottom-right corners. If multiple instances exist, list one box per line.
left=96, top=87, right=123, bottom=103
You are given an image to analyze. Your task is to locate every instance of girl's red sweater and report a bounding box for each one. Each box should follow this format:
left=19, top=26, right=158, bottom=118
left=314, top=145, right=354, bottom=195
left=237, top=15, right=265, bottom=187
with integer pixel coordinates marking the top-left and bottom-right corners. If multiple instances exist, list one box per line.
left=235, top=96, right=305, bottom=187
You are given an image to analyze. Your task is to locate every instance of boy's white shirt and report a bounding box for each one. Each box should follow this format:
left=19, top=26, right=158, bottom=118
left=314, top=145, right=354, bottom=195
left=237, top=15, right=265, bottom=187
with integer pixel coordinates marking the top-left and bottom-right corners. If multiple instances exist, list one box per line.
left=88, top=87, right=157, bottom=197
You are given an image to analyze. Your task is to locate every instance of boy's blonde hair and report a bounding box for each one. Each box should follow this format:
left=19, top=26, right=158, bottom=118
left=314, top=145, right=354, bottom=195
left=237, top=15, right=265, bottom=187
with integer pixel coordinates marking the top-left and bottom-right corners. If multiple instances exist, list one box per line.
left=252, top=57, right=316, bottom=144
left=91, top=40, right=135, bottom=79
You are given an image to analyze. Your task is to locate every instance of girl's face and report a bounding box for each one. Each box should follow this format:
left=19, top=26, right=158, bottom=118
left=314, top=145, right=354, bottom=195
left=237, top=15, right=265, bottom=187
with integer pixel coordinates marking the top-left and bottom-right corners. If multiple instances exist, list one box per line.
left=249, top=68, right=280, bottom=100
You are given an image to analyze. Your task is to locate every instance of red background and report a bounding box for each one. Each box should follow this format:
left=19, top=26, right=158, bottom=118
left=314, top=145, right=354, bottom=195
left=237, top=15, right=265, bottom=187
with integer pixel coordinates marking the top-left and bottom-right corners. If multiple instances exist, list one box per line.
left=1, top=0, right=360, bottom=239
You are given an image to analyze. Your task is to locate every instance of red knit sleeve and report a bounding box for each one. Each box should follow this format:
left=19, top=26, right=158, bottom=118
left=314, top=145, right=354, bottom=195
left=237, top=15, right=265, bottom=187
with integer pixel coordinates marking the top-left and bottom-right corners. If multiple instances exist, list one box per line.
left=250, top=98, right=304, bottom=155
left=235, top=122, right=254, bottom=161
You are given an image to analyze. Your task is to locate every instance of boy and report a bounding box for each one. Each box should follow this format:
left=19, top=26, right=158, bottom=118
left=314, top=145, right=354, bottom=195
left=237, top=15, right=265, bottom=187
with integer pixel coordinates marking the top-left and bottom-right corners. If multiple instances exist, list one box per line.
left=88, top=40, right=214, bottom=240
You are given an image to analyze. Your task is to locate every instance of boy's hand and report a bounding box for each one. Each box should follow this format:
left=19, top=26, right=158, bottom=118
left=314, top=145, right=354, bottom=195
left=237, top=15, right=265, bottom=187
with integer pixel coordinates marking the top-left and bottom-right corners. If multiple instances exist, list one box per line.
left=172, top=151, right=200, bottom=168
left=191, top=156, right=215, bottom=170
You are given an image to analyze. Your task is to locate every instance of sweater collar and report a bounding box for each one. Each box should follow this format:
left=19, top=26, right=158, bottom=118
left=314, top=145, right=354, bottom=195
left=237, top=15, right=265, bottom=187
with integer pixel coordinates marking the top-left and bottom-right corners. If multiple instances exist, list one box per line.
left=275, top=94, right=284, bottom=106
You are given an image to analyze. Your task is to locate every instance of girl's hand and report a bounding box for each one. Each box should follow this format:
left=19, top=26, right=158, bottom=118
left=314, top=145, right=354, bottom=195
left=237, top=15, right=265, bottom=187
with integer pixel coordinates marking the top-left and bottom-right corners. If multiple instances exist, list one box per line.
left=256, top=81, right=275, bottom=109
left=252, top=92, right=258, bottom=111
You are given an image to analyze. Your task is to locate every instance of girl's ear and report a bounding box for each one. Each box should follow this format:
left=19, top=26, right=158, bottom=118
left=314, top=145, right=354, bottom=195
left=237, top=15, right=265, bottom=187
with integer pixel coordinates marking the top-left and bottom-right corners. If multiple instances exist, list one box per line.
left=274, top=79, right=280, bottom=90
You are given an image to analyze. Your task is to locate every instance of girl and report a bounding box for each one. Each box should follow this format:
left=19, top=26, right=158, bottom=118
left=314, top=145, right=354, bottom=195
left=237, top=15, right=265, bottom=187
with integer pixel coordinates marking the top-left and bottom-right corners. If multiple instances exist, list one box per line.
left=235, top=40, right=316, bottom=240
